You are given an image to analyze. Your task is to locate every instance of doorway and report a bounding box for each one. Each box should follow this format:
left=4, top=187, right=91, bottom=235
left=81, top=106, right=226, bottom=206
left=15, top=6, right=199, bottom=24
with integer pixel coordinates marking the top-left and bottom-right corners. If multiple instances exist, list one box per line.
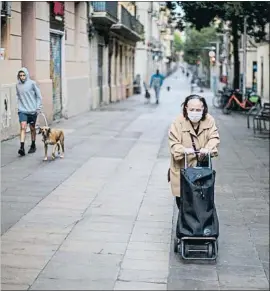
left=108, top=49, right=112, bottom=103
left=50, top=33, right=63, bottom=120
left=97, top=44, right=103, bottom=104
left=260, top=57, right=264, bottom=98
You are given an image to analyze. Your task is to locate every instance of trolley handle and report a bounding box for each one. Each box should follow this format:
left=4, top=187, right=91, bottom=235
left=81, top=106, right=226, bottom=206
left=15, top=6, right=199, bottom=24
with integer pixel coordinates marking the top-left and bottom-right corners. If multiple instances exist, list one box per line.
left=184, top=151, right=212, bottom=169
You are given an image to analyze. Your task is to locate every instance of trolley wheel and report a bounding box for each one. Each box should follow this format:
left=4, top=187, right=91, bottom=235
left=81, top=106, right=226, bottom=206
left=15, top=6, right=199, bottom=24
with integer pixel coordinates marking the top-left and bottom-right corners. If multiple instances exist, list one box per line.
left=174, top=238, right=178, bottom=253
left=207, top=242, right=213, bottom=258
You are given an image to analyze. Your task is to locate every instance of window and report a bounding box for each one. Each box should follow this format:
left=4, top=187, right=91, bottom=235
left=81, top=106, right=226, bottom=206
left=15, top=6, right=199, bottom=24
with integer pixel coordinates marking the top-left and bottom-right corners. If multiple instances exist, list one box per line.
left=50, top=1, right=65, bottom=31
left=1, top=2, right=11, bottom=60
left=1, top=18, right=8, bottom=59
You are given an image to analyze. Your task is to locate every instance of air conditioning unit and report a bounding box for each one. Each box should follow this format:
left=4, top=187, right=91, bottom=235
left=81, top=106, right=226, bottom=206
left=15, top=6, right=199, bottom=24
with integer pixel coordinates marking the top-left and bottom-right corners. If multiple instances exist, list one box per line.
left=1, top=1, right=12, bottom=18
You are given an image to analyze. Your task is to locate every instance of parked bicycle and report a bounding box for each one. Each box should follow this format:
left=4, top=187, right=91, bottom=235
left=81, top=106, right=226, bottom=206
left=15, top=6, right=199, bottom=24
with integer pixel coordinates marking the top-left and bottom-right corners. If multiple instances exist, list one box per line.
left=222, top=89, right=261, bottom=114
left=212, top=86, right=232, bottom=109
left=191, top=76, right=204, bottom=93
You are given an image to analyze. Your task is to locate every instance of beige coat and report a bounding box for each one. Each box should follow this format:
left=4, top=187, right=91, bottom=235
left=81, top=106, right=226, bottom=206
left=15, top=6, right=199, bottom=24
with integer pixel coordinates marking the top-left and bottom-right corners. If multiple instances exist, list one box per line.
left=168, top=113, right=220, bottom=197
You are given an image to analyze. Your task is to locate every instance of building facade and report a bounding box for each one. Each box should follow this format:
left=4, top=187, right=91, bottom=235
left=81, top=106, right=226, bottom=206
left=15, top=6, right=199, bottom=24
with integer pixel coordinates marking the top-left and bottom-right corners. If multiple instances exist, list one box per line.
left=134, top=2, right=175, bottom=88
left=89, top=1, right=143, bottom=108
left=238, top=35, right=258, bottom=92
left=256, top=23, right=269, bottom=104
left=0, top=1, right=90, bottom=140
left=227, top=24, right=269, bottom=104
left=0, top=1, right=150, bottom=141
left=134, top=2, right=162, bottom=85
left=159, top=3, right=174, bottom=75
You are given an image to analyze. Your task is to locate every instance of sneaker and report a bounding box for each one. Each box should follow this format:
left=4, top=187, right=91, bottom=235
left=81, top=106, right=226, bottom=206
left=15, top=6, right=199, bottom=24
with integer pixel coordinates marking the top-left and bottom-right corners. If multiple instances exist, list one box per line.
left=28, top=145, right=36, bottom=154
left=18, top=148, right=25, bottom=156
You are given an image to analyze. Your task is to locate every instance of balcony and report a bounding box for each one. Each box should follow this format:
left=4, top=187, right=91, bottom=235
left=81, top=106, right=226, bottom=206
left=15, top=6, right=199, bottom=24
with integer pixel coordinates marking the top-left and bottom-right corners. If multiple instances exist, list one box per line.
left=111, top=5, right=144, bottom=42
left=1, top=1, right=12, bottom=17
left=91, top=1, right=118, bottom=31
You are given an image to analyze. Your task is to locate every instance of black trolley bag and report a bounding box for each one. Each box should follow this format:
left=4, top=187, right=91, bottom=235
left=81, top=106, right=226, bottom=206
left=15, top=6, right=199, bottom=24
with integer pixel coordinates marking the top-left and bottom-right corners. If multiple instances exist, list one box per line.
left=174, top=152, right=219, bottom=261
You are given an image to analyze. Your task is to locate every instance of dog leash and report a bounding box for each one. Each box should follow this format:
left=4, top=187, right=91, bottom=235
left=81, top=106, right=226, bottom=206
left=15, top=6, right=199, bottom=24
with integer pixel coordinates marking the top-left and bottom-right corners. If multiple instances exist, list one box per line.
left=36, top=112, right=48, bottom=129
left=40, top=112, right=48, bottom=127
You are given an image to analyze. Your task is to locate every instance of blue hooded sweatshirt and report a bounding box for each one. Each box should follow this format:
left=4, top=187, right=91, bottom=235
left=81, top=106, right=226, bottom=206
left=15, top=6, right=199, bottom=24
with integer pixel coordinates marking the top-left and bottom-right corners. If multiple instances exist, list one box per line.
left=150, top=73, right=165, bottom=89
left=16, top=67, right=42, bottom=114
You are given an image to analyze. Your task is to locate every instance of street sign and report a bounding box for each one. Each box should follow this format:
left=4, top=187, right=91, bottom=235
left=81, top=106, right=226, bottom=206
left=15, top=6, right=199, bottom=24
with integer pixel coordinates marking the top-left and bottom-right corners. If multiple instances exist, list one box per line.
left=209, top=51, right=215, bottom=57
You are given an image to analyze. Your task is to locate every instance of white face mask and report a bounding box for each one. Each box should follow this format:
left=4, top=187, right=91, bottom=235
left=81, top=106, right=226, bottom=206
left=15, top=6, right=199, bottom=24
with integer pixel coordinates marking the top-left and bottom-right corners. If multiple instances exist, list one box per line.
left=187, top=110, right=203, bottom=122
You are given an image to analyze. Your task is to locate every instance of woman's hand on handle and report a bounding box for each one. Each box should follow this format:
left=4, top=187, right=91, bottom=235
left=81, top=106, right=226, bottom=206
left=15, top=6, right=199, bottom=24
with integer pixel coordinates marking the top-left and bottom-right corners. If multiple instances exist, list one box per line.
left=184, top=148, right=195, bottom=154
left=199, top=148, right=210, bottom=161
left=199, top=148, right=209, bottom=155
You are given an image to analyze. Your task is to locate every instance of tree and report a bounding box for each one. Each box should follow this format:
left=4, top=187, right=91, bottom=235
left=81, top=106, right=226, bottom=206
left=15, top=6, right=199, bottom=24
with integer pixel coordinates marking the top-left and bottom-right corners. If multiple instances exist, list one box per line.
left=183, top=26, right=217, bottom=65
left=174, top=32, right=184, bottom=52
left=167, top=1, right=270, bottom=89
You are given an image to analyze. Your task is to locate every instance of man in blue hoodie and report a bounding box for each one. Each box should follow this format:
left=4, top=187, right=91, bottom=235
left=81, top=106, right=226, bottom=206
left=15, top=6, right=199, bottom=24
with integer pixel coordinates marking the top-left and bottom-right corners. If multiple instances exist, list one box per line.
left=16, top=67, right=42, bottom=156
left=150, top=69, right=165, bottom=104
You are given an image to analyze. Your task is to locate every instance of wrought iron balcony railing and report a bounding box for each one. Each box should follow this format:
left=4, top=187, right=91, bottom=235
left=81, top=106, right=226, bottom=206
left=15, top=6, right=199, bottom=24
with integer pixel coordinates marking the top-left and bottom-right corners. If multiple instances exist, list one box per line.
left=92, top=1, right=118, bottom=20
left=121, top=5, right=144, bottom=36
left=131, top=16, right=144, bottom=36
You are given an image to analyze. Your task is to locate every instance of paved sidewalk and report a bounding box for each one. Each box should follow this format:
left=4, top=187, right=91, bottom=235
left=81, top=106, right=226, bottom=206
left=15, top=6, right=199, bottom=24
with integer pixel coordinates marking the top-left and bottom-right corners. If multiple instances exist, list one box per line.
left=1, top=70, right=269, bottom=290
left=1, top=73, right=177, bottom=290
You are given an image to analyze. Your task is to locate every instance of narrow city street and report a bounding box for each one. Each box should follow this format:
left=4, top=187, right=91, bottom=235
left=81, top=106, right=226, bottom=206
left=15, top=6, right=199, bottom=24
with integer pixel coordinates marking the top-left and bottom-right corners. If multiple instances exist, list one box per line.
left=1, top=70, right=269, bottom=290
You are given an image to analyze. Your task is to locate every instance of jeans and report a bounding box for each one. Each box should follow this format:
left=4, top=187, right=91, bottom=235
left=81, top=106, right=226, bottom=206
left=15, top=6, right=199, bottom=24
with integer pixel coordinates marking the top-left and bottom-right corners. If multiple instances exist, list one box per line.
left=154, top=87, right=160, bottom=101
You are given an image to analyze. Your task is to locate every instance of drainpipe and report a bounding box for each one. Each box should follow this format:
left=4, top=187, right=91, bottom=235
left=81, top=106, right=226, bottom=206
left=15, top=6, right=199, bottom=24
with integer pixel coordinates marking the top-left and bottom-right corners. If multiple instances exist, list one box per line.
left=242, top=16, right=247, bottom=99
left=268, top=23, right=270, bottom=103
left=0, top=1, right=2, bottom=49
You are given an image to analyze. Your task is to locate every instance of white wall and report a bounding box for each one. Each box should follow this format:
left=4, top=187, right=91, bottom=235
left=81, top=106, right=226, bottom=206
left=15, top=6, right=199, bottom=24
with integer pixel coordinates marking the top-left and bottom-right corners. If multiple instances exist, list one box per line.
left=134, top=2, right=149, bottom=86
left=257, top=43, right=269, bottom=103
left=135, top=2, right=163, bottom=86
left=239, top=49, right=257, bottom=89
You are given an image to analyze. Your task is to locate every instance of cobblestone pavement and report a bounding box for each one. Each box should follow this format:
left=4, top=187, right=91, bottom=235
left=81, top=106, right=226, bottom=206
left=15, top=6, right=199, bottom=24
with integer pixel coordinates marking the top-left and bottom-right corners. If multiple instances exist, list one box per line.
left=1, top=70, right=269, bottom=290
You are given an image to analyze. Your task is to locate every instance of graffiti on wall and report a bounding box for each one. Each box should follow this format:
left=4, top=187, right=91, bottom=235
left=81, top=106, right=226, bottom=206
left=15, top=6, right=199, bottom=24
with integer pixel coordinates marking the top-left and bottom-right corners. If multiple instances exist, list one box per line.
left=50, top=33, right=62, bottom=120
left=1, top=88, right=11, bottom=129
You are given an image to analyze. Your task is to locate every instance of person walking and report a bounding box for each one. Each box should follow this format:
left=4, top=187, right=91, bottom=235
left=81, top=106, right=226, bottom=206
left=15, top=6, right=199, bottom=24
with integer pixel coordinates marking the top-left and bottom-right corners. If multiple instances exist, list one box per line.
left=168, top=94, right=220, bottom=208
left=16, top=67, right=42, bottom=156
left=150, top=69, right=165, bottom=104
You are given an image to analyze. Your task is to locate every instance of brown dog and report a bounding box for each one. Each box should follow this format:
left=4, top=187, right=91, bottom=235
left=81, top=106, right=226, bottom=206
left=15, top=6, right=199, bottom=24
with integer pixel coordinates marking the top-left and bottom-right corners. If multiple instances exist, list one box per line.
left=38, top=126, right=65, bottom=161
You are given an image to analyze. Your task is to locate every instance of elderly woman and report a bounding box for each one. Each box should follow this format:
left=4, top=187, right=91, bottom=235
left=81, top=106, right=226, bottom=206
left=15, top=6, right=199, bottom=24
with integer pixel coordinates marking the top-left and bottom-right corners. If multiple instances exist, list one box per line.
left=168, top=95, right=220, bottom=209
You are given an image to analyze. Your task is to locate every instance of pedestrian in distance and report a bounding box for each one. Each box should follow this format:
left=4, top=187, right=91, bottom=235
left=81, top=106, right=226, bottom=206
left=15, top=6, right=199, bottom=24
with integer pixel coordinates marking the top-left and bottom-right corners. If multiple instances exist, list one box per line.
left=16, top=67, right=42, bottom=156
left=150, top=69, right=165, bottom=104
left=168, top=94, right=220, bottom=209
